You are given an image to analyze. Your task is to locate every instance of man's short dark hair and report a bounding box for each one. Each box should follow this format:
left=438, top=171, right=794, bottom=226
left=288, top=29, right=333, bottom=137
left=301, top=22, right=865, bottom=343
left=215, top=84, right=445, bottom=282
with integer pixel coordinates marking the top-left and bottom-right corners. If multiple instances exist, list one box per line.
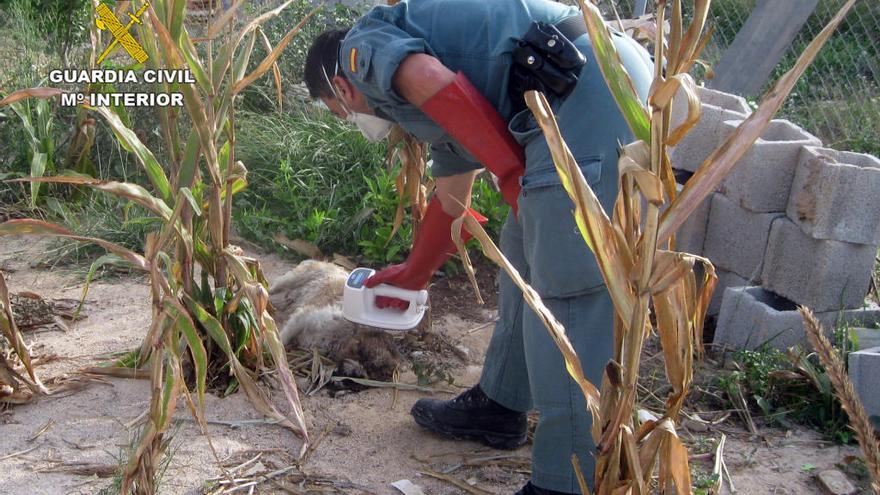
left=304, top=28, right=351, bottom=99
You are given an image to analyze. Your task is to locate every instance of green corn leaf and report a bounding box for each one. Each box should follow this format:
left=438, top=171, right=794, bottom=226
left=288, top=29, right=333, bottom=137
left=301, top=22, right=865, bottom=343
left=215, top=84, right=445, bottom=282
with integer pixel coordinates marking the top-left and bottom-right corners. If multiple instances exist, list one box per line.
left=157, top=352, right=180, bottom=429
left=80, top=253, right=131, bottom=318
left=577, top=0, right=650, bottom=142
left=29, top=152, right=47, bottom=207
left=146, top=4, right=219, bottom=185
left=0, top=87, right=66, bottom=108
left=187, top=293, right=307, bottom=439
left=169, top=0, right=187, bottom=42
left=213, top=32, right=257, bottom=139
left=179, top=187, right=202, bottom=216
left=165, top=301, right=207, bottom=417
left=178, top=129, right=201, bottom=190
left=188, top=296, right=234, bottom=356
left=179, top=32, right=213, bottom=95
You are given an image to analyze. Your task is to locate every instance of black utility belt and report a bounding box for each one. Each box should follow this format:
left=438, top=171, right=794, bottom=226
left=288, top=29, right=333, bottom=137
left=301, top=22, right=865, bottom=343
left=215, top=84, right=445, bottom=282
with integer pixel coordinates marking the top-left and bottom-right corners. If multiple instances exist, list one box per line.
left=508, top=17, right=588, bottom=113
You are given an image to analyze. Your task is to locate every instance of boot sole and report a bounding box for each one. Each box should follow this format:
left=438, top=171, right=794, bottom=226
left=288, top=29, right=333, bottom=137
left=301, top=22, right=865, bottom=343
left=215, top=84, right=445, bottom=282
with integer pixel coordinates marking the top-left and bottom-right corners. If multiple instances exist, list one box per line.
left=411, top=408, right=527, bottom=450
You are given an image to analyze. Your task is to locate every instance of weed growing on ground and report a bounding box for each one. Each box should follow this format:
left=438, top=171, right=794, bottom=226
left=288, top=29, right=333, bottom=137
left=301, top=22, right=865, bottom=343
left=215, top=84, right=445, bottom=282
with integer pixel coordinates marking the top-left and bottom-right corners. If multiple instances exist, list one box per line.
left=98, top=423, right=180, bottom=495
left=692, top=472, right=720, bottom=495
left=717, top=337, right=854, bottom=443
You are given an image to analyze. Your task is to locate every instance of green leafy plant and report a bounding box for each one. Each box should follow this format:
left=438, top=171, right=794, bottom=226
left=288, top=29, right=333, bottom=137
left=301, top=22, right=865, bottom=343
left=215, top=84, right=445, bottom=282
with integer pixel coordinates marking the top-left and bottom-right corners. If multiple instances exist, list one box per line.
left=7, top=96, right=56, bottom=207
left=717, top=342, right=855, bottom=442
left=470, top=176, right=508, bottom=237
left=234, top=109, right=425, bottom=263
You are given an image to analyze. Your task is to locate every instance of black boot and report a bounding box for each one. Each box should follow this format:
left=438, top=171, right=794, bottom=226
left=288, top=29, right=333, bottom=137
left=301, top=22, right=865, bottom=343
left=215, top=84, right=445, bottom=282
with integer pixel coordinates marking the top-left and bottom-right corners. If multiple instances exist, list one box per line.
left=410, top=384, right=527, bottom=450
left=514, top=481, right=577, bottom=495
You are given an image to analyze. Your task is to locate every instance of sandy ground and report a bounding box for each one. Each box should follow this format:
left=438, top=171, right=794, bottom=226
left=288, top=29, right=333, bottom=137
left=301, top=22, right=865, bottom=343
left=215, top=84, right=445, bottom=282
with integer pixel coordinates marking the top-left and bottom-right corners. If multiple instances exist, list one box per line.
left=0, top=235, right=865, bottom=494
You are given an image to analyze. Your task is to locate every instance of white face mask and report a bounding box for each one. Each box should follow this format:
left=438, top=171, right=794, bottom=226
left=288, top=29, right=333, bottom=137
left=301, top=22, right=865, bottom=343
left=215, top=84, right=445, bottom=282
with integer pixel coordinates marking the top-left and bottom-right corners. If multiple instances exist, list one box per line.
left=322, top=63, right=393, bottom=142
left=346, top=112, right=393, bottom=142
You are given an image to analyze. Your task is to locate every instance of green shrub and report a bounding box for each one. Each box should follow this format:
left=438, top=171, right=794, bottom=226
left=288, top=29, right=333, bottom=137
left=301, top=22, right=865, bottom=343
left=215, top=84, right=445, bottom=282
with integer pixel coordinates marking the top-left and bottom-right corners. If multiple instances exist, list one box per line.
left=233, top=108, right=408, bottom=261
left=233, top=108, right=509, bottom=264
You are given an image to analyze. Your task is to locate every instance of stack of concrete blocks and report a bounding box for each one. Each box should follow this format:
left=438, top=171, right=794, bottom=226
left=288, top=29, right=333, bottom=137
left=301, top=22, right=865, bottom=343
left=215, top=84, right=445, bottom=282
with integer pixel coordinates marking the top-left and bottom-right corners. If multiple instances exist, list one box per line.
left=713, top=143, right=880, bottom=351
left=667, top=85, right=880, bottom=352
left=706, top=119, right=823, bottom=313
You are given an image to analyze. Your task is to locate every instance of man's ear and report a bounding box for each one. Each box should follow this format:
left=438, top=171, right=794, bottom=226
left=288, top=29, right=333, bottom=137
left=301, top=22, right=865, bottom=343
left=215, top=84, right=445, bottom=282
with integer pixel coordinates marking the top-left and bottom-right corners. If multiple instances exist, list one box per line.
left=331, top=75, right=355, bottom=106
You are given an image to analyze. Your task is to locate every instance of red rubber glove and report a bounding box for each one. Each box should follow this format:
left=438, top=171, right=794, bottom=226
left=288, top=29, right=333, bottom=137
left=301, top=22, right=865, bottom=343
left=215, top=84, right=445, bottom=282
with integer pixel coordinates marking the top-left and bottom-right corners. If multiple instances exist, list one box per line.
left=420, top=72, right=525, bottom=214
left=366, top=199, right=488, bottom=310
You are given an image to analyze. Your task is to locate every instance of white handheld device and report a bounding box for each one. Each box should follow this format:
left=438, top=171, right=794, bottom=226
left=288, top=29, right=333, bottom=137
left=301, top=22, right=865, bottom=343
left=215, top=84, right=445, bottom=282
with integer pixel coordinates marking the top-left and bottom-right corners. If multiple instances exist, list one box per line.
left=341, top=268, right=428, bottom=331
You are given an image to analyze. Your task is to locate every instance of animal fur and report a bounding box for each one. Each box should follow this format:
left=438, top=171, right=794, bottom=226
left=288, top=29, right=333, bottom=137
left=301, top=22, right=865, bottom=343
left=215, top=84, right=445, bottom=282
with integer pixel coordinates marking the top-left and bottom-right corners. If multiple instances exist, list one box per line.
left=269, top=260, right=401, bottom=381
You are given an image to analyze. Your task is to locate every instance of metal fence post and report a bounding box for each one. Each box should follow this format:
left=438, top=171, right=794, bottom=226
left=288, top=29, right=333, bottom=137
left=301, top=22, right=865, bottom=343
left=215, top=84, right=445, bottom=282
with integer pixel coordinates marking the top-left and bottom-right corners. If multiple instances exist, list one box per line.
left=708, top=0, right=819, bottom=96
left=633, top=0, right=647, bottom=17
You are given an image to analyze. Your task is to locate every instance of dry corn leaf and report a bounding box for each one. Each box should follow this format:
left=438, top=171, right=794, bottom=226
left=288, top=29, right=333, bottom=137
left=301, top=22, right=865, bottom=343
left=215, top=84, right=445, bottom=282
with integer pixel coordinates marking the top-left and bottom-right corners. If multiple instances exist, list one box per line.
left=231, top=7, right=320, bottom=94
left=651, top=74, right=701, bottom=147
left=225, top=251, right=309, bottom=450
left=0, top=87, right=66, bottom=107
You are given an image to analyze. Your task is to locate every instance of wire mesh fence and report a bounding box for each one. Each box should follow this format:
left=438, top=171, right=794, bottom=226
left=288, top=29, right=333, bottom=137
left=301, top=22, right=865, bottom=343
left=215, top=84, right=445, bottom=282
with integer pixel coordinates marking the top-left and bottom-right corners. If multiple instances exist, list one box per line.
left=603, top=0, right=880, bottom=155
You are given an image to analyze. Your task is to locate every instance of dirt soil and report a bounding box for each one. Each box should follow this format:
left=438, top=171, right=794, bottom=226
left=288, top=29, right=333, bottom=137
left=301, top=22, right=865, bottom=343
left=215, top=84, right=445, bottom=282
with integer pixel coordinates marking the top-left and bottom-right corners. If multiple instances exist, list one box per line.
left=0, top=236, right=866, bottom=494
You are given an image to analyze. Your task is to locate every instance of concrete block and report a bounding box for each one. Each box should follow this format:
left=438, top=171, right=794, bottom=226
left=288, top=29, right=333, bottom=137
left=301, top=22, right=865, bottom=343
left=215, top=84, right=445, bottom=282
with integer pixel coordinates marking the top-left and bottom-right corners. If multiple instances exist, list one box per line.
left=719, top=119, right=823, bottom=213
left=696, top=86, right=753, bottom=115
left=848, top=345, right=880, bottom=422
left=850, top=326, right=880, bottom=351
left=672, top=182, right=712, bottom=255
left=703, top=193, right=781, bottom=281
left=787, top=146, right=880, bottom=245
left=667, top=85, right=752, bottom=174
left=714, top=286, right=819, bottom=350
left=761, top=217, right=875, bottom=311
left=714, top=286, right=880, bottom=351
left=669, top=105, right=746, bottom=173
left=707, top=270, right=750, bottom=316
left=669, top=85, right=751, bottom=131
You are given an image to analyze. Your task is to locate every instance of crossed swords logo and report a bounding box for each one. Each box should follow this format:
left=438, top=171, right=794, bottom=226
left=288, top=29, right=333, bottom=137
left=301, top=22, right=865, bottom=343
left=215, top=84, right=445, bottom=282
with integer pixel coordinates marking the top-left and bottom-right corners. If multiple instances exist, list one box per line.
left=95, top=2, right=150, bottom=64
